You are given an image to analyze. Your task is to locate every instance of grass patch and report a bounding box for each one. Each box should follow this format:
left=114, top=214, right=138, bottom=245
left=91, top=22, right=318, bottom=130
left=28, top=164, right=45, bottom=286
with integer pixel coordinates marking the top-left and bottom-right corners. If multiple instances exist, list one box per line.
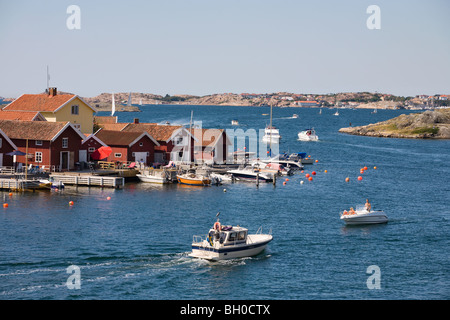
left=411, top=127, right=439, bottom=135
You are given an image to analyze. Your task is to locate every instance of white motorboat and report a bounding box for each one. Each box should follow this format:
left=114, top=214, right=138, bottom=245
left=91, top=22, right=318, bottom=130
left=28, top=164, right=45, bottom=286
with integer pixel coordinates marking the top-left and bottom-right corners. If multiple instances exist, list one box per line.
left=189, top=214, right=273, bottom=261
left=137, top=173, right=170, bottom=184
left=340, top=206, right=388, bottom=225
left=297, top=128, right=319, bottom=141
left=231, top=120, right=239, bottom=125
left=292, top=114, right=298, bottom=118
left=250, top=160, right=293, bottom=176
left=262, top=126, right=281, bottom=143
left=334, top=109, right=340, bottom=116
left=227, top=167, right=274, bottom=182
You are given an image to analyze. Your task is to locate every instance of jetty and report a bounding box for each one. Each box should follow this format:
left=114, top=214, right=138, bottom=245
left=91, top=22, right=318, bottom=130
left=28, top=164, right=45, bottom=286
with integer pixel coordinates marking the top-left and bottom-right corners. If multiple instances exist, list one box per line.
left=50, top=174, right=124, bottom=188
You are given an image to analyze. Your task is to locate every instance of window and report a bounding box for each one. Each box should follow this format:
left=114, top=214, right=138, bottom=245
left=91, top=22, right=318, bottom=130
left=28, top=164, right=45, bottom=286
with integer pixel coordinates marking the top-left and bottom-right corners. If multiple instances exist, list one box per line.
left=35, top=152, right=43, bottom=163
left=114, top=153, right=122, bottom=158
left=88, top=147, right=95, bottom=152
left=35, top=140, right=43, bottom=146
left=62, top=138, right=68, bottom=148
left=139, top=142, right=143, bottom=147
left=71, top=105, right=79, bottom=115
left=175, top=137, right=183, bottom=145
left=0, top=138, right=2, bottom=148
left=73, top=124, right=81, bottom=131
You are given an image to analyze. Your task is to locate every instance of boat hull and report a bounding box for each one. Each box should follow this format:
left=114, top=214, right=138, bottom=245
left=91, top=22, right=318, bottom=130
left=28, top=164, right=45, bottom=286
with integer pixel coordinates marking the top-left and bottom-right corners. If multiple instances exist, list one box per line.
left=190, top=235, right=273, bottom=261
left=341, top=211, right=388, bottom=225
left=137, top=174, right=169, bottom=184
left=227, top=171, right=273, bottom=182
left=177, top=176, right=211, bottom=186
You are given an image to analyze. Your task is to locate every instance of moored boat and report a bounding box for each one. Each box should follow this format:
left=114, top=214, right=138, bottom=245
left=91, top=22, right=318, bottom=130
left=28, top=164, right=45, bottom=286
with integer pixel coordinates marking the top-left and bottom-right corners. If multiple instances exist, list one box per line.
left=189, top=214, right=273, bottom=261
left=177, top=173, right=211, bottom=186
left=227, top=167, right=273, bottom=182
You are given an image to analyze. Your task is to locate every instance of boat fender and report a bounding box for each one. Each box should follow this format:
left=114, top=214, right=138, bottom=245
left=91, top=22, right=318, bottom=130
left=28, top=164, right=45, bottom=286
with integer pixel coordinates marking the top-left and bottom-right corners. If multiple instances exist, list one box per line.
left=214, top=222, right=221, bottom=231
left=208, top=235, right=214, bottom=247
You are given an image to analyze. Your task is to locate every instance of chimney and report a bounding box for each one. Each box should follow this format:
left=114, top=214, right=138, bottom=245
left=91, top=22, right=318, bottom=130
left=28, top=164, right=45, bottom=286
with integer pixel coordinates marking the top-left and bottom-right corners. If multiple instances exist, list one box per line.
left=48, top=87, right=57, bottom=97
left=133, top=118, right=139, bottom=124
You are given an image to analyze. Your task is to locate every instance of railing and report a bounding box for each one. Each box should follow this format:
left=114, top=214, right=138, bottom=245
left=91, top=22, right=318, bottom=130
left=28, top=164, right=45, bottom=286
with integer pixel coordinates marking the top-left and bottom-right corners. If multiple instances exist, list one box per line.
left=50, top=175, right=125, bottom=188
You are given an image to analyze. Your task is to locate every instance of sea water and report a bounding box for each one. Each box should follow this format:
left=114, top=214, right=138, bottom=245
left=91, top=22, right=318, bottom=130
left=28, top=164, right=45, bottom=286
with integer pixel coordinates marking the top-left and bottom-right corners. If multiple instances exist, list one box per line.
left=0, top=106, right=448, bottom=300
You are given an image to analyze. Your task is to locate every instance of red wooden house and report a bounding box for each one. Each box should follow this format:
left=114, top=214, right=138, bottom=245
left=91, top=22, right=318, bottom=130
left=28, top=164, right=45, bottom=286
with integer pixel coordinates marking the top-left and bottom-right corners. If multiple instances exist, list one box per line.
left=94, top=129, right=159, bottom=165
left=0, top=120, right=86, bottom=171
left=80, top=132, right=108, bottom=163
left=120, top=121, right=196, bottom=164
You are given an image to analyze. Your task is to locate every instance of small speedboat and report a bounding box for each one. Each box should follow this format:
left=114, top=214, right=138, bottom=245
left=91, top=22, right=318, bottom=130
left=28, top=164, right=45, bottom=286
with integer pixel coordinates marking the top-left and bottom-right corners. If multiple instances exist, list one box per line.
left=137, top=172, right=170, bottom=184
left=298, top=128, right=319, bottom=141
left=231, top=120, right=239, bottom=125
left=340, top=206, right=388, bottom=225
left=292, top=114, right=298, bottom=118
left=189, top=214, right=273, bottom=261
left=227, top=167, right=273, bottom=182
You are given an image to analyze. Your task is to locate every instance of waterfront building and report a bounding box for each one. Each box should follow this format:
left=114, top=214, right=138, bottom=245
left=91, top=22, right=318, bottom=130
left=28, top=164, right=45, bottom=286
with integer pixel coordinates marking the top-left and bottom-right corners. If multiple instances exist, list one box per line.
left=0, top=120, right=86, bottom=171
left=2, top=88, right=96, bottom=134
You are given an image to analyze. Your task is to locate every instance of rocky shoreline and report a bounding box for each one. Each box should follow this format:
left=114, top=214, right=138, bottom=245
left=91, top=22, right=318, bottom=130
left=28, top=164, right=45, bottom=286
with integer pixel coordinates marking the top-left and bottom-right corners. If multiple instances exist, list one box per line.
left=339, top=109, right=450, bottom=139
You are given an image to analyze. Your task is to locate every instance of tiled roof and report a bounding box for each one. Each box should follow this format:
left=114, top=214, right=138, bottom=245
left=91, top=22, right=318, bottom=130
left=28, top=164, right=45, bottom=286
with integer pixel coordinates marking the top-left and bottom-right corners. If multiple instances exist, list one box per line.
left=95, top=129, right=148, bottom=146
left=98, top=123, right=129, bottom=131
left=3, top=94, right=76, bottom=112
left=0, top=120, right=69, bottom=140
left=122, top=123, right=183, bottom=141
left=188, top=128, right=225, bottom=147
left=0, top=110, right=44, bottom=121
left=94, top=116, right=118, bottom=124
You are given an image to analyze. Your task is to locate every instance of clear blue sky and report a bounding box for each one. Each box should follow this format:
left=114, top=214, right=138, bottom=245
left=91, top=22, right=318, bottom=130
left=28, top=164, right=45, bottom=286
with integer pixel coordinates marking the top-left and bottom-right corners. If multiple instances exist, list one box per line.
left=1, top=0, right=449, bottom=98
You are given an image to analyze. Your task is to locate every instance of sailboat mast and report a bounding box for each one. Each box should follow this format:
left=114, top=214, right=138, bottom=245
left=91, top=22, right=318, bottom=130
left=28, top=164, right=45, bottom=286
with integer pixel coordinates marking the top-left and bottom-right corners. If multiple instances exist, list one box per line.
left=269, top=104, right=273, bottom=153
left=111, top=93, right=115, bottom=116
left=188, top=110, right=193, bottom=165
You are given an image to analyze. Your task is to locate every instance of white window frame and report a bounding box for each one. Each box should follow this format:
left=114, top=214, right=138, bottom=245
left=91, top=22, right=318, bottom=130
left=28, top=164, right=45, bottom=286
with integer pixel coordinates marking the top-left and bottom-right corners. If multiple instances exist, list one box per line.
left=35, top=152, right=43, bottom=163
left=88, top=147, right=95, bottom=152
left=114, top=153, right=122, bottom=158
left=62, top=138, right=68, bottom=148
left=35, top=140, right=43, bottom=146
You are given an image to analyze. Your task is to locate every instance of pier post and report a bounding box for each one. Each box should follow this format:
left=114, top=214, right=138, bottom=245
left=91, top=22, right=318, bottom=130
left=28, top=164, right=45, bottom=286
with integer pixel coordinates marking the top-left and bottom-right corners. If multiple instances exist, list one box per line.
left=273, top=174, right=276, bottom=186
left=256, top=172, right=259, bottom=187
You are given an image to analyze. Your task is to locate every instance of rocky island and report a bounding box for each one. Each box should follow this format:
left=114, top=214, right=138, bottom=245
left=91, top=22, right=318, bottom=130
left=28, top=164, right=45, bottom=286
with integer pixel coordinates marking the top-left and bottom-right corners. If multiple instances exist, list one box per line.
left=339, top=109, right=450, bottom=139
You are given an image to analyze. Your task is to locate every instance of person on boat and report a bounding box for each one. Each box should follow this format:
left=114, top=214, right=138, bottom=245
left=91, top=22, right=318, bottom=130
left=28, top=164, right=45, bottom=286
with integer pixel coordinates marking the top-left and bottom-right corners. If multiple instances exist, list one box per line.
left=349, top=207, right=356, bottom=215
left=365, top=199, right=371, bottom=212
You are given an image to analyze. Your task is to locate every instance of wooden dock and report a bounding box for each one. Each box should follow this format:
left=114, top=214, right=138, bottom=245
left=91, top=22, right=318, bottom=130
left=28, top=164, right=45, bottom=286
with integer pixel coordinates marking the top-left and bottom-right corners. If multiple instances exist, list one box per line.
left=0, top=178, right=44, bottom=191
left=50, top=174, right=125, bottom=188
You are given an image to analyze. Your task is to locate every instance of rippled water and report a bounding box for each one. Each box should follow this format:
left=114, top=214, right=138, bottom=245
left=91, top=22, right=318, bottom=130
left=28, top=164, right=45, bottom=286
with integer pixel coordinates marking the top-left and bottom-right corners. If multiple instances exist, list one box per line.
left=0, top=106, right=449, bottom=300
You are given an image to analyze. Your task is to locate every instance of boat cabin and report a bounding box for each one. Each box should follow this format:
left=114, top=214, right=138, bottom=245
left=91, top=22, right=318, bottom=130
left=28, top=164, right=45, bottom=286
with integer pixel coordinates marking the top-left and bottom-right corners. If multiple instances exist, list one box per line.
left=208, top=226, right=248, bottom=246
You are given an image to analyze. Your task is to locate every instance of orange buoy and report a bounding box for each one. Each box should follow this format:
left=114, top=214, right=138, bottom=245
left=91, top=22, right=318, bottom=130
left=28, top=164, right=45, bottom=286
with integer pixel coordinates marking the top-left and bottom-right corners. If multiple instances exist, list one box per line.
left=315, top=159, right=319, bottom=163
left=305, top=173, right=310, bottom=178
left=360, top=169, right=365, bottom=174
left=324, top=170, right=327, bottom=173
left=106, top=196, right=111, bottom=200
left=3, top=203, right=8, bottom=208
left=285, top=178, right=289, bottom=182
left=345, top=177, right=350, bottom=182
left=69, top=201, right=74, bottom=206
left=364, top=166, right=368, bottom=170
left=301, top=170, right=304, bottom=173
left=308, top=176, right=313, bottom=181
left=283, top=181, right=286, bottom=185
left=374, top=166, right=377, bottom=170
left=8, top=192, right=13, bottom=197
left=312, top=171, right=316, bottom=175
left=357, top=176, right=363, bottom=181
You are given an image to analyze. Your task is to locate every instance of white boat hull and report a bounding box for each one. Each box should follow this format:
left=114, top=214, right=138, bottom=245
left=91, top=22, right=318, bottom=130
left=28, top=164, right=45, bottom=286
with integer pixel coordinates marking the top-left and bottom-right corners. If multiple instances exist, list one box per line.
left=136, top=174, right=169, bottom=184
left=189, top=234, right=273, bottom=261
left=340, top=210, right=388, bottom=225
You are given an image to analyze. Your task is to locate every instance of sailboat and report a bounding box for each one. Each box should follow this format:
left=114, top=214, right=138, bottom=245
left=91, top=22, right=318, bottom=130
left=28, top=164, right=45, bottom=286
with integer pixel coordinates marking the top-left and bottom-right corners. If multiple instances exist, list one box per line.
left=111, top=93, right=116, bottom=116
left=262, top=104, right=281, bottom=144
left=127, top=92, right=132, bottom=106
left=334, top=109, right=340, bottom=116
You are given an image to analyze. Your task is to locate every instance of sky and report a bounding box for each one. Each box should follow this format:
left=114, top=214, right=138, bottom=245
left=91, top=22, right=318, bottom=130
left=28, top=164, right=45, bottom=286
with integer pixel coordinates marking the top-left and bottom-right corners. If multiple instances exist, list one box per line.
left=0, top=0, right=449, bottom=98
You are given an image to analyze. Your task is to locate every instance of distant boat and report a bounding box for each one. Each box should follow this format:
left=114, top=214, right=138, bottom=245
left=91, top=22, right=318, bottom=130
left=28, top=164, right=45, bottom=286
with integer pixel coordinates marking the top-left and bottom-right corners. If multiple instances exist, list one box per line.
left=177, top=173, right=211, bottom=186
left=372, top=109, right=377, bottom=114
left=139, top=98, right=143, bottom=106
left=262, top=105, right=281, bottom=144
left=334, top=109, right=340, bottom=116
left=319, top=109, right=322, bottom=114
left=231, top=120, right=239, bottom=125
left=292, top=114, right=298, bottom=118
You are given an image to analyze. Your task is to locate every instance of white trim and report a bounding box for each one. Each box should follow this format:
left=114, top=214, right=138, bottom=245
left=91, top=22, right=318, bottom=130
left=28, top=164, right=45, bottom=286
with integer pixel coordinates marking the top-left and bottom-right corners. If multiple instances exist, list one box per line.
left=128, top=131, right=160, bottom=147
left=53, top=95, right=97, bottom=113
left=51, top=122, right=86, bottom=142
left=0, top=128, right=18, bottom=150
left=82, top=133, right=108, bottom=147
left=166, top=127, right=198, bottom=143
